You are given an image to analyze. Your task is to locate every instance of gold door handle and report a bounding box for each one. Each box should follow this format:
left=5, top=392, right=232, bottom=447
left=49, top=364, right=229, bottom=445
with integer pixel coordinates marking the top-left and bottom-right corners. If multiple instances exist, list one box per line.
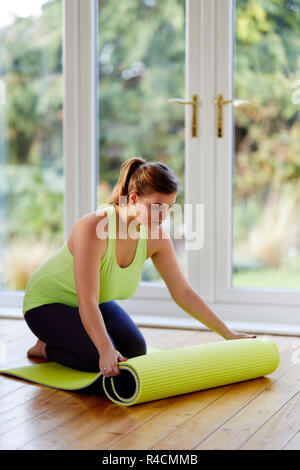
left=168, top=94, right=199, bottom=137
left=213, top=93, right=251, bottom=138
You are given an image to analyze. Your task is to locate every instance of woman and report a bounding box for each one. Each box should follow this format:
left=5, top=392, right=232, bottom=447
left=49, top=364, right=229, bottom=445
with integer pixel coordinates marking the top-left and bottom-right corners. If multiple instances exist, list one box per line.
left=23, top=158, right=256, bottom=378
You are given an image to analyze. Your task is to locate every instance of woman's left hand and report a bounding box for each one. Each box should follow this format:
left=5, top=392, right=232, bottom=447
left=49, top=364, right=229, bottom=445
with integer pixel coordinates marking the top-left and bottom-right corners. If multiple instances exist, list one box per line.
left=225, top=330, right=256, bottom=340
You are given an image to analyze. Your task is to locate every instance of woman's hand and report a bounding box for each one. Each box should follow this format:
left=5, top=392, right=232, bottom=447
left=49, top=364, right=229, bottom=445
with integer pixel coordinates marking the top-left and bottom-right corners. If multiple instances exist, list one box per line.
left=99, top=344, right=128, bottom=378
left=225, top=330, right=257, bottom=340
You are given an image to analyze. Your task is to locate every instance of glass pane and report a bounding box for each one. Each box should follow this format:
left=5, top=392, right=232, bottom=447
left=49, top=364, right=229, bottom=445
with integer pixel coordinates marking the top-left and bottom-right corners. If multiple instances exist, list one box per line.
left=232, top=0, right=300, bottom=289
left=0, top=0, right=63, bottom=292
left=97, top=0, right=186, bottom=283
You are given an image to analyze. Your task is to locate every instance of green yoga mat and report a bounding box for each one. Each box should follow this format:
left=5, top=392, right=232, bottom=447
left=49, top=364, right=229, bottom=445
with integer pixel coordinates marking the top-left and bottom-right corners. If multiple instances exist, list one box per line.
left=0, top=338, right=280, bottom=406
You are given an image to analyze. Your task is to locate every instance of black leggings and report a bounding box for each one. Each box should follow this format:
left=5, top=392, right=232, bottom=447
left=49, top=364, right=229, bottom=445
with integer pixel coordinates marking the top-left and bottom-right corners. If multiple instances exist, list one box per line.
left=24, top=301, right=147, bottom=372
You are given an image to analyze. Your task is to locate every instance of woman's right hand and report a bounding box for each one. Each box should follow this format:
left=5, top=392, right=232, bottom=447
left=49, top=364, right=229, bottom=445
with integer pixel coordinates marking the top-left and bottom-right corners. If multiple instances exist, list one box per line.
left=99, top=344, right=128, bottom=377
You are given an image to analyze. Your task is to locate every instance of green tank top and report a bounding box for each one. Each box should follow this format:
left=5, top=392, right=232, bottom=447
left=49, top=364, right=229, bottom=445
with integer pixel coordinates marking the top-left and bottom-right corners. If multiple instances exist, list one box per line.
left=22, top=205, right=147, bottom=316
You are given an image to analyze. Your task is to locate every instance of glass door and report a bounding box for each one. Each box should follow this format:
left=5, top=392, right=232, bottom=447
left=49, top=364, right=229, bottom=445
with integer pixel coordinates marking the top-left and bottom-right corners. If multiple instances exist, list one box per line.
left=0, top=1, right=63, bottom=294
left=97, top=0, right=187, bottom=285
left=215, top=0, right=300, bottom=309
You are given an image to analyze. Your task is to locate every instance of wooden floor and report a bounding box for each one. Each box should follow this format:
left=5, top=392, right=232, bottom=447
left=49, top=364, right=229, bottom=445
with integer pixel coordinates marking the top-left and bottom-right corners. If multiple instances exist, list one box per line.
left=1, top=317, right=300, bottom=450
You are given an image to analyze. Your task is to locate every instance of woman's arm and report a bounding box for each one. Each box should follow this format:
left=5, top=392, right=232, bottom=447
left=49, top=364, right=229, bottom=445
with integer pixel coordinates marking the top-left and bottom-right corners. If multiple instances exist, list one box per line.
left=72, top=216, right=114, bottom=353
left=151, top=228, right=256, bottom=340
left=171, top=287, right=256, bottom=339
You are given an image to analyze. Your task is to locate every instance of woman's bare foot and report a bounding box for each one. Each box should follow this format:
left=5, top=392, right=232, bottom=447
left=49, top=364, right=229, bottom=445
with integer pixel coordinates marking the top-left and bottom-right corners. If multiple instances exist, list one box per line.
left=27, top=339, right=48, bottom=360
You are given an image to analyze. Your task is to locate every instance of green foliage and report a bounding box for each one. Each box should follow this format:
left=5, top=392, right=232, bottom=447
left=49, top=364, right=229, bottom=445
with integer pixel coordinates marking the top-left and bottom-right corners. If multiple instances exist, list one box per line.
left=2, top=164, right=63, bottom=243
left=234, top=0, right=300, bottom=200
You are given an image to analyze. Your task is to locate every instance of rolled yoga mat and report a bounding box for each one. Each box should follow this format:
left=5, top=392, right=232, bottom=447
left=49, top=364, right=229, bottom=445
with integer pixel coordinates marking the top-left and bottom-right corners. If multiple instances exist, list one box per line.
left=0, top=338, right=280, bottom=407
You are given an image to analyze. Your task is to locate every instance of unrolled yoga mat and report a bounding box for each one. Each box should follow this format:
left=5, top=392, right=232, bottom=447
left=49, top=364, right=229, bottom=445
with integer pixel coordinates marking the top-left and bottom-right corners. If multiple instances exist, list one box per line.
left=0, top=338, right=280, bottom=407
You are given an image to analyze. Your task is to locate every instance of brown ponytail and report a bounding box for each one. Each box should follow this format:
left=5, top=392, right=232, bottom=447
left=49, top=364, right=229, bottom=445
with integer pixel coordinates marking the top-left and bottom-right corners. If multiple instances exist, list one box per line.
left=107, top=157, right=181, bottom=206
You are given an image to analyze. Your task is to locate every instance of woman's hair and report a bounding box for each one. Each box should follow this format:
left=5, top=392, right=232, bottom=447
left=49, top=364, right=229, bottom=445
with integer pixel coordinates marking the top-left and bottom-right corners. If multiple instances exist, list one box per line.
left=107, top=157, right=181, bottom=206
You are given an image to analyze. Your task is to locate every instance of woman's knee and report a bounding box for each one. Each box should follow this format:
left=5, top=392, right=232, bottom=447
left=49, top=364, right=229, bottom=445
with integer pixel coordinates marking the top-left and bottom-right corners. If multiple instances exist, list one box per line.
left=24, top=308, right=50, bottom=343
left=80, top=333, right=117, bottom=372
left=124, top=333, right=147, bottom=359
left=81, top=349, right=100, bottom=372
left=99, top=301, right=147, bottom=358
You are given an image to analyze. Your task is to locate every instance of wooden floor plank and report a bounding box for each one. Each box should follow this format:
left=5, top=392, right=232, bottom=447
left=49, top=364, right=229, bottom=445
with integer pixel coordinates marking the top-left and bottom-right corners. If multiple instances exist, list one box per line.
left=19, top=398, right=168, bottom=450
left=1, top=392, right=108, bottom=450
left=239, top=389, right=300, bottom=450
left=194, top=361, right=300, bottom=449
left=283, top=428, right=300, bottom=449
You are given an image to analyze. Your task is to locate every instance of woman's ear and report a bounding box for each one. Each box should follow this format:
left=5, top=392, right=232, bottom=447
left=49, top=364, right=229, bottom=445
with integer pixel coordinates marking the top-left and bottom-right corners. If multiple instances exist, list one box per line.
left=129, top=190, right=139, bottom=205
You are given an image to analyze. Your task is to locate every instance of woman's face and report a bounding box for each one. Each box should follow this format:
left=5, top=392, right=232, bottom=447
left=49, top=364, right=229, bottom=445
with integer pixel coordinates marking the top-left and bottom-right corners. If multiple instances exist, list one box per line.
left=136, top=191, right=177, bottom=230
